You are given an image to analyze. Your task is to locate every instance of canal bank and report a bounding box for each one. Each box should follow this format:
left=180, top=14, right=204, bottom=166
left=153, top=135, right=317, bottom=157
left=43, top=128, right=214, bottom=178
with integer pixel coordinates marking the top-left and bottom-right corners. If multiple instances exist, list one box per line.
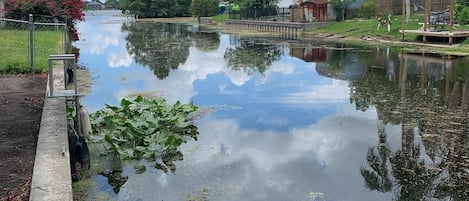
left=29, top=55, right=90, bottom=201
left=29, top=63, right=73, bottom=200
left=194, top=16, right=469, bottom=56
left=29, top=96, right=72, bottom=201
left=129, top=12, right=469, bottom=56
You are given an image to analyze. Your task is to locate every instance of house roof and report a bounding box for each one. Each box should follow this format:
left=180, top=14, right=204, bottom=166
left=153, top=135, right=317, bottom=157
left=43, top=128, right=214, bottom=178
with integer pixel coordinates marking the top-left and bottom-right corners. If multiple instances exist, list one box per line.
left=88, top=2, right=101, bottom=5
left=87, top=1, right=104, bottom=6
left=301, top=0, right=328, bottom=5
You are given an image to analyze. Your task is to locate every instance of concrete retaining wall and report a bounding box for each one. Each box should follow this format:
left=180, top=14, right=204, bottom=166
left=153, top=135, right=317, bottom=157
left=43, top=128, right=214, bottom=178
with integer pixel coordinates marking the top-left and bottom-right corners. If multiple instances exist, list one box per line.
left=29, top=90, right=72, bottom=200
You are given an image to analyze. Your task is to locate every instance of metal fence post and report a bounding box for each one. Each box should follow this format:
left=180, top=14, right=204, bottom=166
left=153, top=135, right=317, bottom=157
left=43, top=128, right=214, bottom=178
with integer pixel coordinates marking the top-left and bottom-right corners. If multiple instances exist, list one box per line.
left=54, top=17, right=58, bottom=31
left=29, top=14, right=34, bottom=72
left=63, top=22, right=66, bottom=54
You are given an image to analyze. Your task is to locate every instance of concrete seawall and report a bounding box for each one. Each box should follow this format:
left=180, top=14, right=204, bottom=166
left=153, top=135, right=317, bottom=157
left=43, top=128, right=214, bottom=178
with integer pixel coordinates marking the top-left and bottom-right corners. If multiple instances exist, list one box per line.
left=29, top=77, right=73, bottom=200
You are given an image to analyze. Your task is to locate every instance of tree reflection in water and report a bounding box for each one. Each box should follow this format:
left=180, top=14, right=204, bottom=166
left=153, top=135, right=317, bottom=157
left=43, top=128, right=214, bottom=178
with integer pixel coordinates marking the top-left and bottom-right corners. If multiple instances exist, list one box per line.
left=360, top=123, right=393, bottom=193
left=353, top=49, right=469, bottom=200
left=122, top=22, right=219, bottom=80
left=224, top=37, right=282, bottom=75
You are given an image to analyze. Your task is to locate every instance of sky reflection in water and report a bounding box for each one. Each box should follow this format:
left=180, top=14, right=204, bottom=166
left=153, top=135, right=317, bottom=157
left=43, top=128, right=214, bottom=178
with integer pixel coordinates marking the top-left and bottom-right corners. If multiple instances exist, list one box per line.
left=73, top=10, right=468, bottom=201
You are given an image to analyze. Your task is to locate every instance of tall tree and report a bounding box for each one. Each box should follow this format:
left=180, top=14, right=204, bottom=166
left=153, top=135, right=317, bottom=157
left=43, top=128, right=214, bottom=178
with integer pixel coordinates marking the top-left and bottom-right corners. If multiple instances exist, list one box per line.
left=241, top=0, right=280, bottom=8
left=190, top=0, right=219, bottom=23
left=329, top=0, right=356, bottom=21
left=120, top=0, right=192, bottom=18
left=105, top=0, right=119, bottom=9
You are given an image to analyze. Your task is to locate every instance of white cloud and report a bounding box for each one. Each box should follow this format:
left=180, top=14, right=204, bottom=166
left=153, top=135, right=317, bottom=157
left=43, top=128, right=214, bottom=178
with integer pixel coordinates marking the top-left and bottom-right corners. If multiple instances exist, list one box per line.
left=270, top=61, right=295, bottom=74
left=278, top=79, right=350, bottom=104
left=78, top=23, right=121, bottom=55
left=107, top=51, right=133, bottom=67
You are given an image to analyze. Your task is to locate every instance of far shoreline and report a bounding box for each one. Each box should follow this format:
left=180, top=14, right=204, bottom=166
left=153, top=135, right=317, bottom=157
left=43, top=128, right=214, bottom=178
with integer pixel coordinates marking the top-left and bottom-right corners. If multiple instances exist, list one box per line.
left=131, top=16, right=469, bottom=57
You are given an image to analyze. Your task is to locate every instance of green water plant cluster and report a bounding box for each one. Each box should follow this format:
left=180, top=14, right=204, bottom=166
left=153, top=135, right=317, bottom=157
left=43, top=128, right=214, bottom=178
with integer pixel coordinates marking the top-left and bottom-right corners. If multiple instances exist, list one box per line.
left=89, top=96, right=199, bottom=172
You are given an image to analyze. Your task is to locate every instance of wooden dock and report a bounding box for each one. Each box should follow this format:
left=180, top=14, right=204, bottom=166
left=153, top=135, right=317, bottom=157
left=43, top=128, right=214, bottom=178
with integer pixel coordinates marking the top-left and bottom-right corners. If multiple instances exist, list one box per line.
left=401, top=29, right=469, bottom=45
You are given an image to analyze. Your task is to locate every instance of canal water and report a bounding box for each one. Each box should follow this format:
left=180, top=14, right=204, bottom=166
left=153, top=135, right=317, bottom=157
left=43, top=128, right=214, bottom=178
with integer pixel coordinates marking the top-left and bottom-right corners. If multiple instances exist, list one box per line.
left=73, top=10, right=468, bottom=201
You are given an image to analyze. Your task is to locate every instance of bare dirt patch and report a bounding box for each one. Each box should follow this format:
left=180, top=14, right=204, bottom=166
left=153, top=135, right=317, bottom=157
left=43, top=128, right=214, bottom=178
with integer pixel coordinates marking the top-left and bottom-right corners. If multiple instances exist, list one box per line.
left=0, top=74, right=46, bottom=201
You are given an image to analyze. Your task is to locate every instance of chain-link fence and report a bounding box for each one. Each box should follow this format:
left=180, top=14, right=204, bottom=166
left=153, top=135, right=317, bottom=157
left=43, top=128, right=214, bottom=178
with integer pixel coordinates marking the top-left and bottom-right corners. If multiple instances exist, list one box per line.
left=0, top=11, right=67, bottom=73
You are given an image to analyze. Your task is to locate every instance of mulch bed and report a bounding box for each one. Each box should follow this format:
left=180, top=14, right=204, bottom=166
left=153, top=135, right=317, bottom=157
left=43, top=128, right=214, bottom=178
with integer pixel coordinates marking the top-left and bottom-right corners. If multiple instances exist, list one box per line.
left=0, top=74, right=47, bottom=201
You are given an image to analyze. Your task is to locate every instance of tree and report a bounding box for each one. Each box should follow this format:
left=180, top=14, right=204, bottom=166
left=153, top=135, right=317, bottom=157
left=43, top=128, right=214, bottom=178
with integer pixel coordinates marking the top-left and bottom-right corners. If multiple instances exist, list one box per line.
left=356, top=0, right=379, bottom=19
left=104, top=0, right=119, bottom=9
left=329, top=0, right=356, bottom=21
left=456, top=0, right=469, bottom=25
left=190, top=0, right=219, bottom=23
left=120, top=0, right=192, bottom=18
left=4, top=0, right=85, bottom=41
left=241, top=0, right=280, bottom=9
left=236, top=0, right=280, bottom=19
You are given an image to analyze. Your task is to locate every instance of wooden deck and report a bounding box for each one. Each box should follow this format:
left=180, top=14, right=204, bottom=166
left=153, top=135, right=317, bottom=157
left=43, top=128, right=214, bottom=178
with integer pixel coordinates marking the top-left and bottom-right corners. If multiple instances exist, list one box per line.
left=401, top=29, right=469, bottom=45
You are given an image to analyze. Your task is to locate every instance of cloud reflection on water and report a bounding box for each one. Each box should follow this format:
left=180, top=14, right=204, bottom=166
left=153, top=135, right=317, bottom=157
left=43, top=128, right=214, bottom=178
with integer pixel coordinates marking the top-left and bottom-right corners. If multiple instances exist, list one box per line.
left=74, top=11, right=403, bottom=201
left=117, top=105, right=400, bottom=201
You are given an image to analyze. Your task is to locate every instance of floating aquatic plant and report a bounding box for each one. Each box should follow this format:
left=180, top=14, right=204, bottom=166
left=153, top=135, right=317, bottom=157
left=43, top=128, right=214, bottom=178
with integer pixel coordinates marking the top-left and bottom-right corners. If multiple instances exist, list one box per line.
left=89, top=95, right=199, bottom=172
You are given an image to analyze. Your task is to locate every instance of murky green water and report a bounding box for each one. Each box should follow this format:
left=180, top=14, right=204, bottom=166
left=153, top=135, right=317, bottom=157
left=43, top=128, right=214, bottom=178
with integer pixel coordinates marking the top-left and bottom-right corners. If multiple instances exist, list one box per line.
left=73, top=10, right=469, bottom=201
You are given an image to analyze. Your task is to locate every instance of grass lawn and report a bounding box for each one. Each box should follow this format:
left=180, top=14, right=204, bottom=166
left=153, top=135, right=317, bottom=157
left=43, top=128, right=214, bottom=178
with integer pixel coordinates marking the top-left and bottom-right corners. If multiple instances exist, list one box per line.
left=305, top=14, right=469, bottom=54
left=0, top=29, right=63, bottom=73
left=306, top=15, right=425, bottom=40
left=212, top=13, right=229, bottom=24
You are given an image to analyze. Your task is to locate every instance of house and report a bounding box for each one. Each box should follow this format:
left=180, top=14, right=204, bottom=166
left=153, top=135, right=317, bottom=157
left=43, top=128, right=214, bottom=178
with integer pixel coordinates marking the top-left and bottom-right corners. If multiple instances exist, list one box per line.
left=87, top=0, right=105, bottom=10
left=290, top=0, right=329, bottom=22
left=300, top=0, right=328, bottom=22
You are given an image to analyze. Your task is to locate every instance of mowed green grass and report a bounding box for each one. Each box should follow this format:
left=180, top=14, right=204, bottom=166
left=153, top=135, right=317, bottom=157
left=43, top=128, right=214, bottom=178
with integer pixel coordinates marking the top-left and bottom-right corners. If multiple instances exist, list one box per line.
left=0, top=29, right=63, bottom=73
left=212, top=13, right=229, bottom=24
left=307, top=15, right=425, bottom=40
left=305, top=14, right=469, bottom=54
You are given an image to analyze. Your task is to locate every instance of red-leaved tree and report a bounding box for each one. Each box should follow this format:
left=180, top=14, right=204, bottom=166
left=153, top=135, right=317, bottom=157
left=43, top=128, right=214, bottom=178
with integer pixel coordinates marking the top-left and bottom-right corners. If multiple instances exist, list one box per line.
left=4, top=0, right=85, bottom=41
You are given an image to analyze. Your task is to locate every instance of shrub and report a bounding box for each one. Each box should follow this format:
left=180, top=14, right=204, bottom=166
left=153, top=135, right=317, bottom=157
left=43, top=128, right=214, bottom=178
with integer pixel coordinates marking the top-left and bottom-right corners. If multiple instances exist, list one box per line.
left=190, top=0, right=219, bottom=21
left=357, top=0, right=379, bottom=19
left=458, top=7, right=469, bottom=25
left=4, top=0, right=84, bottom=41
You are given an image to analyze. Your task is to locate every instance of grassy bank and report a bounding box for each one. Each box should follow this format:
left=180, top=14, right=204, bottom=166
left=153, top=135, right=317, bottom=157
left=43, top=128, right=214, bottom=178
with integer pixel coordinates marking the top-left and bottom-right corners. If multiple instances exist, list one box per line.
left=0, top=30, right=63, bottom=73
left=210, top=13, right=469, bottom=55
left=306, top=15, right=423, bottom=40
left=212, top=13, right=229, bottom=24
left=305, top=14, right=469, bottom=55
